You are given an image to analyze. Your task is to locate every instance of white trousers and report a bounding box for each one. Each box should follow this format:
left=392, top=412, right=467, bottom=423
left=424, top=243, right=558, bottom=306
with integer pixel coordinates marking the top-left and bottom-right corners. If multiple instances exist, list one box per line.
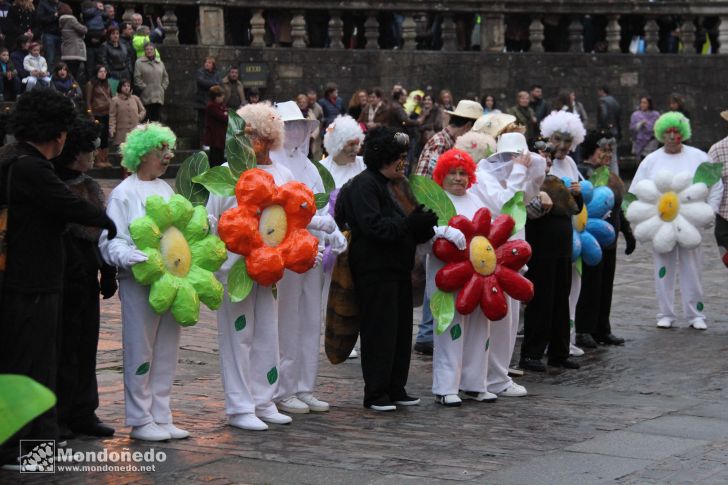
left=653, top=245, right=705, bottom=322
left=275, top=266, right=324, bottom=400
left=432, top=314, right=490, bottom=396
left=569, top=265, right=581, bottom=342
left=119, top=279, right=181, bottom=427
left=217, top=285, right=280, bottom=416
left=486, top=298, right=519, bottom=394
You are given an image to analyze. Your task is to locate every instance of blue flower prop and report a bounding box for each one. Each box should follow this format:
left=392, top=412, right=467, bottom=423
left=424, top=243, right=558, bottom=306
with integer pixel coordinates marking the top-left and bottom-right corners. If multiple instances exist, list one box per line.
left=563, top=178, right=617, bottom=266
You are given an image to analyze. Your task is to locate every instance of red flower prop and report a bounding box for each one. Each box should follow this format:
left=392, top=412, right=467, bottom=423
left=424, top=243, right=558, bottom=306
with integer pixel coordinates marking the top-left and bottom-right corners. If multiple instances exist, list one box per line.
left=433, top=208, right=534, bottom=321
left=218, top=168, right=319, bottom=286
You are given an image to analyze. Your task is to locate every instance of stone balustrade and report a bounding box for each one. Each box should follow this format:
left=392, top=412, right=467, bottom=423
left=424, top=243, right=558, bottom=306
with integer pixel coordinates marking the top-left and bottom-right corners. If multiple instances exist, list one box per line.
left=117, top=0, right=728, bottom=54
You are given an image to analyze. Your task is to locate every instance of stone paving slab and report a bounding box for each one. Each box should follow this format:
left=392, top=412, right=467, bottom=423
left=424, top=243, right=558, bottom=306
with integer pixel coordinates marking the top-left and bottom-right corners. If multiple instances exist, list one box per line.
left=565, top=430, right=708, bottom=460
left=628, top=415, right=728, bottom=441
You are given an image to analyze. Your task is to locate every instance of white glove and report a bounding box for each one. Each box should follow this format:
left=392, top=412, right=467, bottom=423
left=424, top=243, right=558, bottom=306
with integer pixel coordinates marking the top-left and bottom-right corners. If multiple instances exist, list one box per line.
left=207, top=214, right=218, bottom=234
left=125, top=249, right=148, bottom=267
left=308, top=214, right=337, bottom=234
left=313, top=251, right=324, bottom=268
left=432, top=226, right=466, bottom=250
left=329, top=230, right=348, bottom=255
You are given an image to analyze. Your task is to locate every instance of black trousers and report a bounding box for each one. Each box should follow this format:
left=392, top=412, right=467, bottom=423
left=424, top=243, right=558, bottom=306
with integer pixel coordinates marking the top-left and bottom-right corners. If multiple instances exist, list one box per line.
left=0, top=292, right=61, bottom=464
left=208, top=147, right=225, bottom=167
left=575, top=247, right=617, bottom=337
left=353, top=272, right=413, bottom=406
left=145, top=103, right=162, bottom=122
left=521, top=256, right=571, bottom=362
left=56, top=281, right=101, bottom=427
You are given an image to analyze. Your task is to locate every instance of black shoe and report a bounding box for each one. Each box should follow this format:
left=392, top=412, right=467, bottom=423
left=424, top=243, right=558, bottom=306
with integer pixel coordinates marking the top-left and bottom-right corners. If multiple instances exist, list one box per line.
left=519, top=357, right=546, bottom=372
left=575, top=333, right=598, bottom=348
left=414, top=342, right=433, bottom=355
left=364, top=397, right=397, bottom=412
left=594, top=333, right=625, bottom=346
left=59, top=423, right=76, bottom=440
left=392, top=394, right=420, bottom=406
left=69, top=418, right=115, bottom=437
left=548, top=358, right=580, bottom=369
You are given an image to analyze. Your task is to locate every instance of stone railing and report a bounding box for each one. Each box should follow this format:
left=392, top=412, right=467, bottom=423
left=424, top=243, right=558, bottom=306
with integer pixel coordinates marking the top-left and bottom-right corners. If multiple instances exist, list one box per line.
left=118, top=0, right=728, bottom=53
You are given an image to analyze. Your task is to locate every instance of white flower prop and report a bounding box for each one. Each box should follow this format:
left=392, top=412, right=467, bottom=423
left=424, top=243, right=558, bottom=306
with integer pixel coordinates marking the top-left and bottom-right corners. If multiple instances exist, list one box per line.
left=626, top=170, right=714, bottom=253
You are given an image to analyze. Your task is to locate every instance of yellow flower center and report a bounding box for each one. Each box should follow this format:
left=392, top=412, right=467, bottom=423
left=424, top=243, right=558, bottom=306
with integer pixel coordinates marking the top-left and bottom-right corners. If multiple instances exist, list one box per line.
left=259, top=205, right=288, bottom=247
left=658, top=192, right=680, bottom=222
left=574, top=205, right=588, bottom=233
left=469, top=236, right=497, bottom=276
left=160, top=226, right=192, bottom=277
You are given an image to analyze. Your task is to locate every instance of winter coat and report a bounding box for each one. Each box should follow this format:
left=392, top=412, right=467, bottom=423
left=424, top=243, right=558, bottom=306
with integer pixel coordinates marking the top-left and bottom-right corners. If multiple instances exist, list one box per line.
left=134, top=56, right=168, bottom=105
left=36, top=0, right=60, bottom=36
left=82, top=5, right=105, bottom=45
left=203, top=101, right=227, bottom=149
left=5, top=5, right=34, bottom=43
left=99, top=41, right=132, bottom=80
left=10, top=49, right=28, bottom=79
left=194, top=67, right=221, bottom=109
left=109, top=93, right=145, bottom=145
left=60, top=14, right=87, bottom=61
left=23, top=54, right=48, bottom=76
left=85, top=80, right=111, bottom=116
left=221, top=75, right=245, bottom=109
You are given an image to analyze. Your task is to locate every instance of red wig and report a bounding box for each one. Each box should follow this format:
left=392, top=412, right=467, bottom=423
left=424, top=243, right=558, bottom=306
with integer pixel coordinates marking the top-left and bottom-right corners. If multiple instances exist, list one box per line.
left=432, top=148, right=477, bottom=189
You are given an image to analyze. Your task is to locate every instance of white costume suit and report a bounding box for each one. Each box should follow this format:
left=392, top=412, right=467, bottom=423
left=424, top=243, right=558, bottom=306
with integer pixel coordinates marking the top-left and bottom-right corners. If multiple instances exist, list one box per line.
left=270, top=120, right=345, bottom=401
left=631, top=146, right=724, bottom=323
left=320, top=155, right=366, bottom=188
left=428, top=191, right=490, bottom=396
left=208, top=162, right=294, bottom=417
left=99, top=174, right=180, bottom=427
left=474, top=155, right=545, bottom=393
left=548, top=156, right=582, bottom=344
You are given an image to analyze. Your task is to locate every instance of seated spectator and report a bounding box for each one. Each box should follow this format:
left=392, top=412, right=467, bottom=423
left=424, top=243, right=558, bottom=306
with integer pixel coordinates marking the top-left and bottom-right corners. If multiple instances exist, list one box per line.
left=49, top=61, right=82, bottom=108
left=109, top=78, right=145, bottom=148
left=10, top=33, right=30, bottom=85
left=23, top=42, right=51, bottom=90
left=202, top=85, right=227, bottom=166
left=0, top=47, right=20, bottom=100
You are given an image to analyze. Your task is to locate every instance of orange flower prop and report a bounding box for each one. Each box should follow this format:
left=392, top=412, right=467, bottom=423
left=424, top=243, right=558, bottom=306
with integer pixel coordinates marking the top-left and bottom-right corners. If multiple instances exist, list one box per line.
left=218, top=168, right=319, bottom=286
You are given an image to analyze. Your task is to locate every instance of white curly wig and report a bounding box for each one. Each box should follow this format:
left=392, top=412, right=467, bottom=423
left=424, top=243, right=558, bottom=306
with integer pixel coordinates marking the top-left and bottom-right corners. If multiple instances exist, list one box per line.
left=454, top=131, right=497, bottom=163
left=323, top=115, right=364, bottom=157
left=539, top=110, right=586, bottom=149
left=236, top=102, right=285, bottom=150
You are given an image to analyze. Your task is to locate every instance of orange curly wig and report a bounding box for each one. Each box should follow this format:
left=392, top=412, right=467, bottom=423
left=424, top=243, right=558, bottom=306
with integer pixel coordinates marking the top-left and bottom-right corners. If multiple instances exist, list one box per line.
left=432, top=148, right=477, bottom=189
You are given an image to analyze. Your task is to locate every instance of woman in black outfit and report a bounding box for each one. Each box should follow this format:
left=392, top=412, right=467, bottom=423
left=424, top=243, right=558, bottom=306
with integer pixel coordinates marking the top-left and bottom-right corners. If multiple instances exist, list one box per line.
left=335, top=127, right=437, bottom=411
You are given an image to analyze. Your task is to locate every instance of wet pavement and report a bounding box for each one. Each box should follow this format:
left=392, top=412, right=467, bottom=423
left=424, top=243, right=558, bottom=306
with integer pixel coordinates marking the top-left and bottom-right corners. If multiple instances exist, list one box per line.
left=3, top=179, right=728, bottom=484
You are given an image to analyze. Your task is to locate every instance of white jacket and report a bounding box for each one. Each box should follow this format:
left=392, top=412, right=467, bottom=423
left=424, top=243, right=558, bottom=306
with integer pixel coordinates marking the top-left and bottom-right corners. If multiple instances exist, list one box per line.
left=23, top=54, right=48, bottom=76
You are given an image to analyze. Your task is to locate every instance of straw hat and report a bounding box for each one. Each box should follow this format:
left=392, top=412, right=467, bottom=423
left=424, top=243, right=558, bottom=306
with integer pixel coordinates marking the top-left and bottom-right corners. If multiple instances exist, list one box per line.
left=444, top=100, right=483, bottom=121
left=472, top=113, right=517, bottom=137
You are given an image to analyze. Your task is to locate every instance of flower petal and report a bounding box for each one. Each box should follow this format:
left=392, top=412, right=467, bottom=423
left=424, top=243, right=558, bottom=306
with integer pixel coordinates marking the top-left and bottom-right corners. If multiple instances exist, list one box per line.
left=652, top=219, right=678, bottom=253
left=149, top=272, right=178, bottom=313
left=633, top=215, right=663, bottom=243
left=279, top=229, right=319, bottom=273
left=626, top=200, right=657, bottom=225
left=488, top=214, right=515, bottom=248
left=433, top=238, right=468, bottom=263
left=580, top=231, right=603, bottom=266
left=187, top=265, right=224, bottom=310
left=632, top=179, right=661, bottom=203
left=170, top=278, right=201, bottom=327
left=218, top=209, right=263, bottom=256
left=495, top=240, right=531, bottom=270
left=495, top=266, right=534, bottom=303
left=183, top=205, right=211, bottom=243
left=678, top=182, right=709, bottom=204
left=435, top=260, right=474, bottom=292
left=472, top=208, right=492, bottom=236
left=190, top=235, right=228, bottom=272
left=571, top=228, right=582, bottom=262
left=235, top=168, right=276, bottom=208
left=275, top=181, right=316, bottom=230
left=680, top=201, right=715, bottom=228
left=671, top=171, right=694, bottom=193
left=455, top=274, right=483, bottom=315
left=674, top=214, right=702, bottom=249
left=131, top=248, right=165, bottom=285
left=246, top=246, right=286, bottom=286
left=480, top=275, right=508, bottom=321
left=585, top=218, right=616, bottom=247
left=653, top=171, right=674, bottom=193
left=449, top=215, right=476, bottom=240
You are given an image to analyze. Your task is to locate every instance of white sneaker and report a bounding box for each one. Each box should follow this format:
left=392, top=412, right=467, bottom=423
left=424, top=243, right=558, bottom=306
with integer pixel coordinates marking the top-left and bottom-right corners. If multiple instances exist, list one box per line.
left=498, top=382, right=528, bottom=397
left=657, top=317, right=673, bottom=329
left=459, top=390, right=498, bottom=402
left=229, top=413, right=268, bottom=431
left=297, top=392, right=330, bottom=412
left=348, top=348, right=359, bottom=359
left=277, top=396, right=310, bottom=414
left=689, top=318, right=707, bottom=330
left=158, top=423, right=190, bottom=439
left=435, top=394, right=462, bottom=407
left=258, top=411, right=292, bottom=425
left=130, top=422, right=171, bottom=441
left=569, top=343, right=584, bottom=357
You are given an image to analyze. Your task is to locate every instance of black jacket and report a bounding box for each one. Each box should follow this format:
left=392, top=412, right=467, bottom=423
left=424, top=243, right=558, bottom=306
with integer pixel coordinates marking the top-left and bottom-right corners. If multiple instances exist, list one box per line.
left=194, top=67, right=221, bottom=109
left=36, top=0, right=60, bottom=36
left=335, top=168, right=434, bottom=278
left=99, top=41, right=132, bottom=80
left=0, top=143, right=112, bottom=293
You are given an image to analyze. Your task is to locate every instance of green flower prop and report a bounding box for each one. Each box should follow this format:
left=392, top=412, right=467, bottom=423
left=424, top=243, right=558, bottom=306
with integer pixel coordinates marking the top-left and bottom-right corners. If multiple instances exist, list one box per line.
left=129, top=194, right=228, bottom=326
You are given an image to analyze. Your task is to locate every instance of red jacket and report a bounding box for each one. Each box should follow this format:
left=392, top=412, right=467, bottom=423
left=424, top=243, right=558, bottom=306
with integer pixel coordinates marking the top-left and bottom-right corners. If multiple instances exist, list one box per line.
left=203, top=101, right=228, bottom=149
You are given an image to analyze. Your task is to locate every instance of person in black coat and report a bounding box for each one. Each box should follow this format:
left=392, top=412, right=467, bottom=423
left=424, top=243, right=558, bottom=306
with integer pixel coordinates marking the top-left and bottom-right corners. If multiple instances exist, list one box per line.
left=195, top=56, right=221, bottom=147
left=99, top=25, right=132, bottom=81
left=0, top=89, right=117, bottom=469
left=335, top=127, right=437, bottom=411
left=36, top=0, right=61, bottom=70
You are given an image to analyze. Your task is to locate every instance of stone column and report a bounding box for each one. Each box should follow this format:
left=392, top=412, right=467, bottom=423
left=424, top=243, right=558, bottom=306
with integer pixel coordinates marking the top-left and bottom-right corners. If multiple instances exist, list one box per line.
left=364, top=14, right=379, bottom=49
left=328, top=11, right=344, bottom=48
left=162, top=8, right=178, bottom=45
left=568, top=16, right=583, bottom=52
left=401, top=13, right=417, bottom=50
left=529, top=16, right=544, bottom=53
left=250, top=9, right=266, bottom=47
left=681, top=17, right=696, bottom=54
left=291, top=11, right=307, bottom=48
left=606, top=15, right=621, bottom=52
left=644, top=17, right=660, bottom=53
left=198, top=6, right=225, bottom=46
left=483, top=13, right=505, bottom=52
left=719, top=16, right=728, bottom=54
left=441, top=13, right=457, bottom=51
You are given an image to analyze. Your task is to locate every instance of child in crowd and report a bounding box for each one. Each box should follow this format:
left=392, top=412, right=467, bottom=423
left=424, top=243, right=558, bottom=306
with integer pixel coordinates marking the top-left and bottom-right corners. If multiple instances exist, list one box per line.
left=0, top=47, right=20, bottom=101
left=22, top=42, right=51, bottom=90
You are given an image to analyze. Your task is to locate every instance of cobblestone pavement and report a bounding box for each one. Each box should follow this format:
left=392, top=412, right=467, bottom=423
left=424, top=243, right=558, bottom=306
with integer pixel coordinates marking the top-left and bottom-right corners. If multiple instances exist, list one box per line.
left=4, top=179, right=728, bottom=484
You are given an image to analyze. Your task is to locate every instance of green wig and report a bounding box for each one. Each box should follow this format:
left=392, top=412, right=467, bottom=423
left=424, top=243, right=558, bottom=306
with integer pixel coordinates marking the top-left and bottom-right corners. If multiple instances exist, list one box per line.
left=654, top=112, right=691, bottom=142
left=121, top=122, right=177, bottom=172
